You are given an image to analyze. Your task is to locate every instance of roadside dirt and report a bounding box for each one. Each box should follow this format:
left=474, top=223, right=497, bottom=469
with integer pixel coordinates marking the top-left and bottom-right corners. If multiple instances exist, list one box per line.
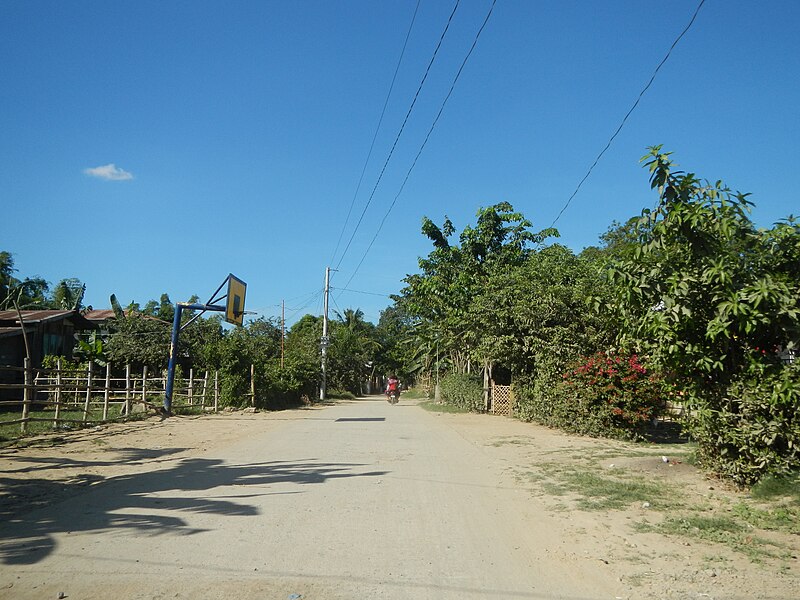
left=0, top=400, right=797, bottom=599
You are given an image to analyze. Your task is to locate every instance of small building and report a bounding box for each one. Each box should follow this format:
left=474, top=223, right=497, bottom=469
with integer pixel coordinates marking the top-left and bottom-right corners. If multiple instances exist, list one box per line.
left=0, top=310, right=97, bottom=368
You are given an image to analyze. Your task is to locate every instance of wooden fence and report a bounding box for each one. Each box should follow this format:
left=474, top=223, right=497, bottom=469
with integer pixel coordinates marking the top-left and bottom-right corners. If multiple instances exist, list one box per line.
left=491, top=384, right=514, bottom=416
left=0, top=359, right=220, bottom=433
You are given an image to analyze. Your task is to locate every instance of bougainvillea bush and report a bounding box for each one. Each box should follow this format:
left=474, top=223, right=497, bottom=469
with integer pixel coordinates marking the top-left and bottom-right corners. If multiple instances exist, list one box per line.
left=514, top=351, right=665, bottom=441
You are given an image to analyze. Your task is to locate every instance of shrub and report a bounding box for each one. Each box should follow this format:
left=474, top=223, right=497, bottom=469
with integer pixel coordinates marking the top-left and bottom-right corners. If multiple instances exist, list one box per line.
left=689, top=359, right=800, bottom=486
left=439, top=373, right=484, bottom=412
left=514, top=351, right=665, bottom=441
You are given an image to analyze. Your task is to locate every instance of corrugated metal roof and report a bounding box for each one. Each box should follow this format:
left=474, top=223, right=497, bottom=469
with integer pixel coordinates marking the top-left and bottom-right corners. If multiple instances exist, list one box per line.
left=82, top=309, right=117, bottom=321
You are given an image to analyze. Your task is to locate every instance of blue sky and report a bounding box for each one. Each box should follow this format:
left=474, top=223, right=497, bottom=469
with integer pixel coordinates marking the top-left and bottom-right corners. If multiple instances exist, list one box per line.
left=2, top=0, right=798, bottom=326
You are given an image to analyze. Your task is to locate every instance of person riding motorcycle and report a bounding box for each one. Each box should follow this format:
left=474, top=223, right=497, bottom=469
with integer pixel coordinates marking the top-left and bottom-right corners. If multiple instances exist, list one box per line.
left=385, top=375, right=400, bottom=403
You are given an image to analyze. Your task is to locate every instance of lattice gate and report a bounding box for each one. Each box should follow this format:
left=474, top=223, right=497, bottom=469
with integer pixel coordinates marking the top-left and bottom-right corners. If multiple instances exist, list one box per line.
left=491, top=384, right=514, bottom=416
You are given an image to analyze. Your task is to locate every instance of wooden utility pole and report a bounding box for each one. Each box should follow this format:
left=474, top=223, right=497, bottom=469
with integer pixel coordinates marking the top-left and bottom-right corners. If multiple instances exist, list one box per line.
left=320, top=267, right=333, bottom=401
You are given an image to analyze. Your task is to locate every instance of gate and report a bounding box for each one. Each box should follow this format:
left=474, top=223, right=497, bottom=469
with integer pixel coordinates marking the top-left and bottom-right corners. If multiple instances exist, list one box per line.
left=491, top=384, right=514, bottom=416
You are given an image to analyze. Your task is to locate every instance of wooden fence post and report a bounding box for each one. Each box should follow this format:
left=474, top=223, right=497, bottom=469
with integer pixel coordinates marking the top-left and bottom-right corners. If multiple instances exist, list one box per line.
left=142, top=365, right=148, bottom=408
left=83, top=361, right=93, bottom=423
left=214, top=371, right=219, bottom=412
left=250, top=363, right=255, bottom=407
left=102, top=362, right=111, bottom=420
left=53, top=358, right=63, bottom=428
left=201, top=371, right=209, bottom=409
left=125, top=364, right=132, bottom=416
left=21, top=358, right=31, bottom=433
left=188, top=368, right=194, bottom=406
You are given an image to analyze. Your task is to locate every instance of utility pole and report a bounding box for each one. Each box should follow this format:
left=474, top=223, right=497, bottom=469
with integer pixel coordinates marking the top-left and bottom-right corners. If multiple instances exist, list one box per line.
left=320, top=266, right=332, bottom=401
left=281, top=299, right=285, bottom=369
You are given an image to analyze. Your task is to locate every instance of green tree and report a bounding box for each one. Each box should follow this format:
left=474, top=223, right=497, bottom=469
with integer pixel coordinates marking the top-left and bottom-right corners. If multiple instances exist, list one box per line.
left=610, top=147, right=800, bottom=483
left=0, top=252, right=50, bottom=310
left=374, top=303, right=418, bottom=381
left=327, top=308, right=379, bottom=394
left=400, top=202, right=555, bottom=375
left=52, top=278, right=86, bottom=310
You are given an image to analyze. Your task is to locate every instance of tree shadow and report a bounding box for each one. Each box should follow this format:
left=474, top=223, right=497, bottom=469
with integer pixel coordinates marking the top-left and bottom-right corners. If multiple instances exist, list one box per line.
left=645, top=420, right=690, bottom=444
left=0, top=457, right=387, bottom=565
left=0, top=447, right=190, bottom=474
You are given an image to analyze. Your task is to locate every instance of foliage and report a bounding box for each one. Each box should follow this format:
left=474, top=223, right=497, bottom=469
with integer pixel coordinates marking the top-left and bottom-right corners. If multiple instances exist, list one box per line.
left=439, top=372, right=484, bottom=412
left=326, top=308, right=378, bottom=395
left=205, top=318, right=281, bottom=408
left=694, top=360, right=800, bottom=484
left=52, top=278, right=86, bottom=310
left=400, top=203, right=555, bottom=375
left=610, top=147, right=800, bottom=484
left=418, top=399, right=471, bottom=414
left=105, top=312, right=171, bottom=369
left=0, top=251, right=50, bottom=310
left=519, top=351, right=665, bottom=441
left=74, top=331, right=108, bottom=366
left=374, top=304, right=418, bottom=382
left=1, top=251, right=89, bottom=311
left=474, top=244, right=612, bottom=376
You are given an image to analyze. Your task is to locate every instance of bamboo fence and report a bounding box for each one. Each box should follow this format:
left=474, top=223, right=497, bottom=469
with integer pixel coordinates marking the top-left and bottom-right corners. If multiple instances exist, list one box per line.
left=0, top=359, right=221, bottom=433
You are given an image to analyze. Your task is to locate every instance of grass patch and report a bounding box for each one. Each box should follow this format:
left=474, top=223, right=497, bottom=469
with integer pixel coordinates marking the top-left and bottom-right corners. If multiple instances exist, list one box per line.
left=327, top=390, right=357, bottom=400
left=490, top=436, right=535, bottom=447
left=750, top=472, right=800, bottom=504
left=0, top=406, right=127, bottom=443
left=541, top=468, right=677, bottom=510
left=400, top=388, right=428, bottom=400
left=418, top=400, right=471, bottom=414
left=732, top=501, right=800, bottom=535
left=530, top=460, right=798, bottom=562
left=635, top=516, right=791, bottom=562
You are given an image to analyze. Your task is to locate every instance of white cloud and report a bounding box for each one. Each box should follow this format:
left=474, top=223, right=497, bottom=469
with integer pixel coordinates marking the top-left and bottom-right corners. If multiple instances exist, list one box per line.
left=83, top=163, right=134, bottom=181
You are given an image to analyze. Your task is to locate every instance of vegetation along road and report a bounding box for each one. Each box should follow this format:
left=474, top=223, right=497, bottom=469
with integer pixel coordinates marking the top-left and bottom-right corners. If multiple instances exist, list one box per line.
left=1, top=397, right=796, bottom=599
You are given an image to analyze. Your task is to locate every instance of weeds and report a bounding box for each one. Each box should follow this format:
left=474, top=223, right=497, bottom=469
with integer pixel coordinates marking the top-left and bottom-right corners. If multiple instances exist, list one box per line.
left=521, top=451, right=798, bottom=565
left=400, top=388, right=428, bottom=400
left=750, top=472, right=800, bottom=504
left=418, top=400, right=471, bottom=414
left=634, top=516, right=791, bottom=562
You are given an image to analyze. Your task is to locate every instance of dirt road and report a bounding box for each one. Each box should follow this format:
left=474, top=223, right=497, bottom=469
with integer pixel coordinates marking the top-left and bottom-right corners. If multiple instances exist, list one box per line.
left=0, top=397, right=796, bottom=599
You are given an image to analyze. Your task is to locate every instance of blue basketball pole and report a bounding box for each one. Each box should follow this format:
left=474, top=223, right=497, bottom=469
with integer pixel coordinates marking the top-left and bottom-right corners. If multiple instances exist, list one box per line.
left=163, top=303, right=184, bottom=415
left=162, top=273, right=247, bottom=417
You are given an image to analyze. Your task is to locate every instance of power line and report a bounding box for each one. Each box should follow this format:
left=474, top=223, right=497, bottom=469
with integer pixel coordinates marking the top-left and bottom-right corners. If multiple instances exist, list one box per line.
left=329, top=0, right=422, bottom=268
left=343, top=0, right=498, bottom=290
left=330, top=292, right=343, bottom=317
left=285, top=289, right=324, bottom=324
left=549, top=0, right=707, bottom=228
left=286, top=289, right=324, bottom=304
left=334, top=0, right=462, bottom=272
left=332, top=287, right=392, bottom=298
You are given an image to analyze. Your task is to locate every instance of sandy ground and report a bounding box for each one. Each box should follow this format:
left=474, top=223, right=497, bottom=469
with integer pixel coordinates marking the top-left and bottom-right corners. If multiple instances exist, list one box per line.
left=0, top=397, right=796, bottom=600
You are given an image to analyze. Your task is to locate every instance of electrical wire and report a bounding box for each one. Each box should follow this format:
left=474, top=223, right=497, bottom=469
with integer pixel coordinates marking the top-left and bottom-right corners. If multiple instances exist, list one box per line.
left=549, top=0, right=707, bottom=228
left=330, top=293, right=343, bottom=318
left=285, top=289, right=324, bottom=324
left=334, top=0, right=462, bottom=272
left=329, top=0, right=422, bottom=268
left=332, top=287, right=392, bottom=298
left=343, top=0, right=498, bottom=290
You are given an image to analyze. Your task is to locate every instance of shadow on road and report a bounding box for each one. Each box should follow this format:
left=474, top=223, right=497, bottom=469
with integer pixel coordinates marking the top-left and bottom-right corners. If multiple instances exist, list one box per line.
left=0, top=456, right=387, bottom=566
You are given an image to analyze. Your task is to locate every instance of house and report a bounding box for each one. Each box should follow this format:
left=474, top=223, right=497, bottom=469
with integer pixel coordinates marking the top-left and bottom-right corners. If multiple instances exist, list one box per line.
left=0, top=310, right=97, bottom=368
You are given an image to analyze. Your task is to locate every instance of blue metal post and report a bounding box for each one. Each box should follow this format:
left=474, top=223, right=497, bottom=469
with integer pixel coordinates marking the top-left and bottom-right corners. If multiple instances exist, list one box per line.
left=164, top=303, right=183, bottom=415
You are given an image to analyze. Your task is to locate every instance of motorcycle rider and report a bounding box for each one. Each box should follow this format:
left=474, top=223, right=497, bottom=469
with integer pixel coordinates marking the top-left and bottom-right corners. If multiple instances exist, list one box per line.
left=385, top=374, right=400, bottom=403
